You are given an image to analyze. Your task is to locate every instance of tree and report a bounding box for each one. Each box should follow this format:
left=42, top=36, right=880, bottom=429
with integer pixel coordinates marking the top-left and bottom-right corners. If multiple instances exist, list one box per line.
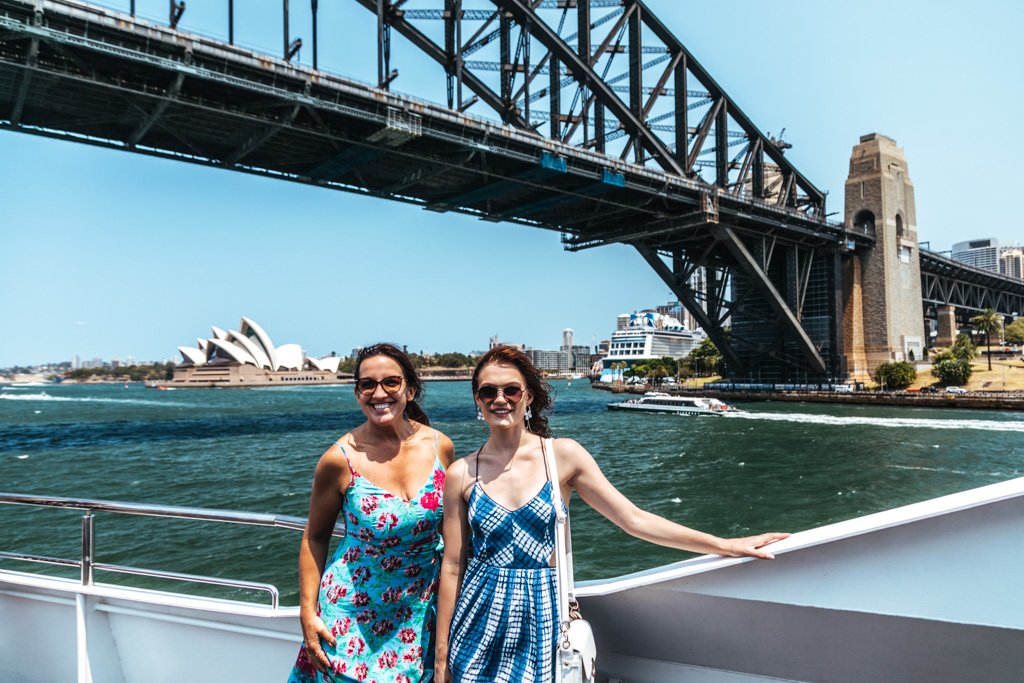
left=874, top=361, right=916, bottom=390
left=689, top=338, right=722, bottom=376
left=609, top=361, right=627, bottom=384
left=950, top=332, right=977, bottom=363
left=676, top=357, right=694, bottom=381
left=932, top=359, right=972, bottom=386
left=970, top=309, right=1002, bottom=371
left=630, top=363, right=651, bottom=384
left=646, top=359, right=671, bottom=387
left=1006, top=318, right=1024, bottom=345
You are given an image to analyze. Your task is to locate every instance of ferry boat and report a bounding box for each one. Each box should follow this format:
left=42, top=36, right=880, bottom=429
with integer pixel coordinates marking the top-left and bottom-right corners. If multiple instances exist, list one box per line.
left=3, top=477, right=1023, bottom=682
left=608, top=391, right=737, bottom=415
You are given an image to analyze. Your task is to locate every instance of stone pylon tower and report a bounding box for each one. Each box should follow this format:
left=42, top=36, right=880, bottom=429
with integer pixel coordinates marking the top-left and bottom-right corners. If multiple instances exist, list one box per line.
left=842, top=134, right=924, bottom=380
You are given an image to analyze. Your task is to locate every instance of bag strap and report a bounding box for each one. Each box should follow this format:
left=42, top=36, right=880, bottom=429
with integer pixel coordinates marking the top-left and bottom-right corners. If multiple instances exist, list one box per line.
left=542, top=438, right=576, bottom=630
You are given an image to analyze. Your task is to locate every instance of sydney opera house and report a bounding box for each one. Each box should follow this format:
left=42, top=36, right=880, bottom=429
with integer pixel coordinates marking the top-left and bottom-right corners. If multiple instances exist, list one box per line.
left=156, top=317, right=351, bottom=387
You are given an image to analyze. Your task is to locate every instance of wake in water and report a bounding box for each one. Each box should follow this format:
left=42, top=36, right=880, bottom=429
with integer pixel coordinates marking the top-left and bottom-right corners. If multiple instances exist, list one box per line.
left=725, top=410, right=1024, bottom=433
left=0, top=392, right=185, bottom=408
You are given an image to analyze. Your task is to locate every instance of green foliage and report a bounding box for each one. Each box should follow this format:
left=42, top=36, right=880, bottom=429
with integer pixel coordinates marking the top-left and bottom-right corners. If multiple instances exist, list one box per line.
left=629, top=357, right=677, bottom=386
left=624, top=363, right=647, bottom=383
left=950, top=333, right=977, bottom=363
left=403, top=353, right=476, bottom=369
left=338, top=357, right=356, bottom=373
left=874, top=360, right=916, bottom=390
left=1005, top=319, right=1024, bottom=344
left=689, top=338, right=723, bottom=376
left=64, top=363, right=176, bottom=382
left=971, top=309, right=1002, bottom=338
left=932, top=359, right=972, bottom=385
left=971, top=309, right=1002, bottom=371
left=432, top=352, right=476, bottom=368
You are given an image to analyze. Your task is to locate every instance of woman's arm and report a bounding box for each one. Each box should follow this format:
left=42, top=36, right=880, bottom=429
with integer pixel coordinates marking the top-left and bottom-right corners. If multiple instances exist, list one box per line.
left=297, top=443, right=348, bottom=673
left=559, top=439, right=788, bottom=559
left=434, top=458, right=471, bottom=682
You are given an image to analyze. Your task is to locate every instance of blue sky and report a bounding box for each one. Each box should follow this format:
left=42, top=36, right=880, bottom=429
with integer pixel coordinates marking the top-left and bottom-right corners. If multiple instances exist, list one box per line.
left=1, top=0, right=1021, bottom=366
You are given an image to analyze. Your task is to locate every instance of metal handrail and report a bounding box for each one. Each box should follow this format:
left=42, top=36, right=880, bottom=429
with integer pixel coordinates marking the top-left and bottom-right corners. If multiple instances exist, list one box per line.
left=0, top=492, right=339, bottom=609
left=0, top=492, right=309, bottom=530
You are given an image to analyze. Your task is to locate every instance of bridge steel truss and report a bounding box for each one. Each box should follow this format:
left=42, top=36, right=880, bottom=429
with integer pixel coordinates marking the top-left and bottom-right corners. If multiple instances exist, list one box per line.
left=920, top=250, right=1024, bottom=322
left=1, top=0, right=850, bottom=381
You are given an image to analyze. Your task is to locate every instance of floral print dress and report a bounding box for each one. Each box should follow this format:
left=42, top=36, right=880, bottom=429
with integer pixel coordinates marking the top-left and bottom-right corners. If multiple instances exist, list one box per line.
left=287, top=438, right=445, bottom=683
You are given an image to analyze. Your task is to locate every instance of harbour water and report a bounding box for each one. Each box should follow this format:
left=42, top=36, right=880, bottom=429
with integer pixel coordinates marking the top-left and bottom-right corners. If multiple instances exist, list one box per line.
left=2, top=382, right=1022, bottom=605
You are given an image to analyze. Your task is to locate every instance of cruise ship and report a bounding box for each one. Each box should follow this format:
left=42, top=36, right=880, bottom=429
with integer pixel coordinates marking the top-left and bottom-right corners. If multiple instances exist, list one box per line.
left=597, top=310, right=700, bottom=383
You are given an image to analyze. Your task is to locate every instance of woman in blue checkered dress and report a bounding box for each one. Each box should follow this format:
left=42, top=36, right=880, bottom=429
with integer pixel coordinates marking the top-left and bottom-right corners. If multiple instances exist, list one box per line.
left=434, top=346, right=790, bottom=683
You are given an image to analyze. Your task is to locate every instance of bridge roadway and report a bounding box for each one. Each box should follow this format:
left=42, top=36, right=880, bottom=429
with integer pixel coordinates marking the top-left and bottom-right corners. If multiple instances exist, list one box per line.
left=920, top=249, right=1024, bottom=320
left=1, top=1, right=1019, bottom=380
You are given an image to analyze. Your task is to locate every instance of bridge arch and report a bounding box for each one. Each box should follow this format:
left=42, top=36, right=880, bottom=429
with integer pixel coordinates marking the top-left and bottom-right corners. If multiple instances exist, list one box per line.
left=0, top=0, right=841, bottom=383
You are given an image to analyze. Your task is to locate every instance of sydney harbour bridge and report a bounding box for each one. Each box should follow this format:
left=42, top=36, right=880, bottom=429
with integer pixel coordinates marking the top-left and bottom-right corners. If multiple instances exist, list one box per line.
left=2, top=0, right=1021, bottom=381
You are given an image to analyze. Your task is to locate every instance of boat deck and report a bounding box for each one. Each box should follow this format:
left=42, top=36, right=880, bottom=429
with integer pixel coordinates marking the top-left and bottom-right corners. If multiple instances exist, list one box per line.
left=3, top=478, right=1024, bottom=682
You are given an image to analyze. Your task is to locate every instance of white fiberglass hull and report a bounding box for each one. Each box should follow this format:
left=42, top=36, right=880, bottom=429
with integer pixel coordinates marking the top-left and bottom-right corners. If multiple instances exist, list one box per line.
left=3, top=478, right=1023, bottom=682
left=607, top=402, right=729, bottom=416
left=578, top=477, right=1024, bottom=682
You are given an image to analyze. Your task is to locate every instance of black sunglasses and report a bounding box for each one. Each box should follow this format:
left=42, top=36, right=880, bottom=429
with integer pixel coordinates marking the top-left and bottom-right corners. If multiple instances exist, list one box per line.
left=355, top=375, right=405, bottom=396
left=476, top=384, right=525, bottom=403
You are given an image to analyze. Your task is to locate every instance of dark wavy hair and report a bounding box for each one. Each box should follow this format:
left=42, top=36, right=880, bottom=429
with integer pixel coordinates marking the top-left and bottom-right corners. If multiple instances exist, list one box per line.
left=472, top=345, right=552, bottom=437
left=354, top=343, right=429, bottom=426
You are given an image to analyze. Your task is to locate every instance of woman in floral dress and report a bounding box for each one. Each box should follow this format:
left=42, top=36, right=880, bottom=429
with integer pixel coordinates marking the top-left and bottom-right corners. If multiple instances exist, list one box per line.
left=288, top=343, right=454, bottom=683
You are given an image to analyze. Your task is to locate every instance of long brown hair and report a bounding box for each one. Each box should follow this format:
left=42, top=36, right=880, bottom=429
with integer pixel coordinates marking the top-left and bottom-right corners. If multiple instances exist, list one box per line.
left=472, top=345, right=552, bottom=437
left=355, top=343, right=430, bottom=426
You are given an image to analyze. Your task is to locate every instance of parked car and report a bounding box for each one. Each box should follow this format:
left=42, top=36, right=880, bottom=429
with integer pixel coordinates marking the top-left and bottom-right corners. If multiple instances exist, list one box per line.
left=920, top=386, right=940, bottom=394
left=945, top=386, right=969, bottom=395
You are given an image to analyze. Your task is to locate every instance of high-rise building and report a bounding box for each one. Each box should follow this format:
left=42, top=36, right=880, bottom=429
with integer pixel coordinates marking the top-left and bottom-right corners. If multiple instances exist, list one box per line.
left=526, top=348, right=569, bottom=373
left=489, top=335, right=525, bottom=350
left=952, top=239, right=1001, bottom=273
left=951, top=238, right=1024, bottom=279
left=562, top=328, right=574, bottom=352
left=1000, top=248, right=1024, bottom=280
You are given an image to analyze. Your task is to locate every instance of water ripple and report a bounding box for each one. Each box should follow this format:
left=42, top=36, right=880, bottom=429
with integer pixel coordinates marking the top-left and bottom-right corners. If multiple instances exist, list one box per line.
left=725, top=410, right=1024, bottom=432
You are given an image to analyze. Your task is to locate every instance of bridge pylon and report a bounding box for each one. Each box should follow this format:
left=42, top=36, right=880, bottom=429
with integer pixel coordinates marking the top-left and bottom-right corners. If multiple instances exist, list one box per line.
left=843, top=134, right=925, bottom=381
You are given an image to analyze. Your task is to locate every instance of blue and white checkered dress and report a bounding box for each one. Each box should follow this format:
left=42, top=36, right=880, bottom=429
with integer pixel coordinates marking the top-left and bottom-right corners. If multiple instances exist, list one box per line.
left=448, top=479, right=562, bottom=683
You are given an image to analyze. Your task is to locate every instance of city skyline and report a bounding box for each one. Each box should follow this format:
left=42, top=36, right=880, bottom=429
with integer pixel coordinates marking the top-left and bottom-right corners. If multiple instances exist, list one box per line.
left=2, top=1, right=1022, bottom=366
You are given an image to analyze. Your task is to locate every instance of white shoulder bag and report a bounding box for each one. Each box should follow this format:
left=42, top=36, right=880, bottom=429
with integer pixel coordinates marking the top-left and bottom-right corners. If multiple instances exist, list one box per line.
left=542, top=437, right=597, bottom=683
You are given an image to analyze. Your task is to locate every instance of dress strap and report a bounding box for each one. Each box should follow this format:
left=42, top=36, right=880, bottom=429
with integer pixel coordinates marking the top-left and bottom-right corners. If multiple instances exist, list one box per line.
left=539, top=435, right=550, bottom=482
left=474, top=447, right=483, bottom=483
left=335, top=438, right=357, bottom=490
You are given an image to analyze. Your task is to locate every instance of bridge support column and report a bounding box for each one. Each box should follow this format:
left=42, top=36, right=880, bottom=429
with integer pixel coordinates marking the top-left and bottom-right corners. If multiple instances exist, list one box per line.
left=842, top=254, right=869, bottom=381
left=843, top=133, right=925, bottom=379
left=935, top=305, right=958, bottom=347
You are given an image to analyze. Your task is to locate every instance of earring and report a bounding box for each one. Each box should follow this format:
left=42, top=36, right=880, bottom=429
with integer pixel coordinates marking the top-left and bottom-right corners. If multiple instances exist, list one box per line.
left=476, top=407, right=484, bottom=421
left=524, top=406, right=533, bottom=424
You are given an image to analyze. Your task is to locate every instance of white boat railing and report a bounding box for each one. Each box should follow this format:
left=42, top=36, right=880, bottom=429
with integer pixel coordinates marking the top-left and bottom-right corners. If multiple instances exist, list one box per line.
left=0, top=492, right=334, bottom=609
